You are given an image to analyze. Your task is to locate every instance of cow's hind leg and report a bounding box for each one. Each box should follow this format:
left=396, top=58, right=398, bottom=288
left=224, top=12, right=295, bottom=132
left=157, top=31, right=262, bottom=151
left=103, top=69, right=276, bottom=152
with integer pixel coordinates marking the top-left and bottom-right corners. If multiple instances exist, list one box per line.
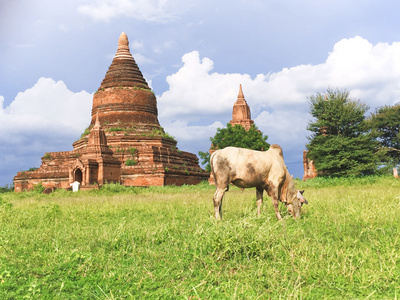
left=256, top=187, right=263, bottom=216
left=213, top=187, right=226, bottom=220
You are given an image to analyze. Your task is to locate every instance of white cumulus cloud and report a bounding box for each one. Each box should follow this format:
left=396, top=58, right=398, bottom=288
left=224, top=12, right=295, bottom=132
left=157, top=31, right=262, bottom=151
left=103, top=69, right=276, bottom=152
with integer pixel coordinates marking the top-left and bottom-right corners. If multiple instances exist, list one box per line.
left=158, top=51, right=253, bottom=120
left=160, top=36, right=400, bottom=123
left=159, top=37, right=400, bottom=124
left=158, top=36, right=400, bottom=175
left=0, top=78, right=92, bottom=185
left=162, top=120, right=224, bottom=142
left=2, top=77, right=92, bottom=137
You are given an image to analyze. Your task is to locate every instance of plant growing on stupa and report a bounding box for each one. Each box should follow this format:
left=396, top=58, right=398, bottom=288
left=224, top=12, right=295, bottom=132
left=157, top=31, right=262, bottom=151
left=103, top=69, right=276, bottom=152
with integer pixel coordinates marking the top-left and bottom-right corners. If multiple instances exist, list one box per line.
left=80, top=126, right=92, bottom=138
left=125, top=159, right=137, bottom=166
left=129, top=147, right=138, bottom=157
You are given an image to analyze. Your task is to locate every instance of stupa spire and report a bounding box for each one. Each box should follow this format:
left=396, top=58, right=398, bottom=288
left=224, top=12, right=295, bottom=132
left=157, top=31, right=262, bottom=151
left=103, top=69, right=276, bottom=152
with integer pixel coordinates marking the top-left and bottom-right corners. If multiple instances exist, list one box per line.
left=88, top=113, right=107, bottom=147
left=94, top=112, right=101, bottom=128
left=238, top=84, right=245, bottom=100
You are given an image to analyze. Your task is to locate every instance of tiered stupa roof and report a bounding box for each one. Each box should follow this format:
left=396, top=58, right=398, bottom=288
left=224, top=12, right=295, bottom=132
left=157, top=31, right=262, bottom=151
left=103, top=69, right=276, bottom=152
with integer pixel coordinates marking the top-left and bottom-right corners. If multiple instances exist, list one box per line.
left=91, top=32, right=159, bottom=127
left=99, top=32, right=149, bottom=89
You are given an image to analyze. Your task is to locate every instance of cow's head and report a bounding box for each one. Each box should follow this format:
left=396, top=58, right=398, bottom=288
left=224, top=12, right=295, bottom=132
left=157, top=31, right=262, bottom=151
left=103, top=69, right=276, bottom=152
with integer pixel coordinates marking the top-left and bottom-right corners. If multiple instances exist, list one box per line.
left=286, top=190, right=308, bottom=218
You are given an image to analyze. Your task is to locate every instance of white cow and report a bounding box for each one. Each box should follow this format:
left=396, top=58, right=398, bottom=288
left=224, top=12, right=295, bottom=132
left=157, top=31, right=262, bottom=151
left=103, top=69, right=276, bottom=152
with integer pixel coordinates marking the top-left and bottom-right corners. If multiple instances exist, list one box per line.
left=210, top=145, right=308, bottom=220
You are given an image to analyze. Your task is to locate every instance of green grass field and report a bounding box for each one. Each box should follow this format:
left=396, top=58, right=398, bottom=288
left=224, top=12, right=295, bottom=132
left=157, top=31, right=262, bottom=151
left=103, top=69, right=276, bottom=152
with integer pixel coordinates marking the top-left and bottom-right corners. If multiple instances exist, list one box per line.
left=0, top=176, right=399, bottom=299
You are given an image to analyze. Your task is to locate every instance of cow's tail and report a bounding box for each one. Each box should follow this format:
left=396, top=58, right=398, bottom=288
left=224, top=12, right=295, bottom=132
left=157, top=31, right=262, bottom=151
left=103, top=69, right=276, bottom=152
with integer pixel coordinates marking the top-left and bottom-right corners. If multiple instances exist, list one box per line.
left=209, top=150, right=219, bottom=185
left=210, top=151, right=217, bottom=173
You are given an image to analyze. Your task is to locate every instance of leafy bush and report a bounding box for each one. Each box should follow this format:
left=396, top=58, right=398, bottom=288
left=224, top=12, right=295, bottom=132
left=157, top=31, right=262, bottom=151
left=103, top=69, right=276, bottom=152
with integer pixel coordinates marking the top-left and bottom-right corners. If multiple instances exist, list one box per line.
left=32, top=182, right=45, bottom=193
left=0, top=185, right=14, bottom=193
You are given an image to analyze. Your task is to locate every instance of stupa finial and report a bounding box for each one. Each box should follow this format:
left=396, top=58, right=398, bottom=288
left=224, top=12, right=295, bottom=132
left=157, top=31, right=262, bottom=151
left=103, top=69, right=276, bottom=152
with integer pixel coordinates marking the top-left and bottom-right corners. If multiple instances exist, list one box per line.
left=113, top=32, right=133, bottom=62
left=94, top=112, right=101, bottom=128
left=118, top=32, right=129, bottom=49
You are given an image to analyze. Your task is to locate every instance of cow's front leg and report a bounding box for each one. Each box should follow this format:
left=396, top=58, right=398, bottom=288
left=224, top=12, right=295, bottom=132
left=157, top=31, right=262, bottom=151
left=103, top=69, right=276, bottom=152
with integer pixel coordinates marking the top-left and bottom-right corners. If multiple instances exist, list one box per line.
left=266, top=186, right=282, bottom=220
left=256, top=187, right=263, bottom=216
left=213, top=187, right=226, bottom=220
left=272, top=197, right=282, bottom=220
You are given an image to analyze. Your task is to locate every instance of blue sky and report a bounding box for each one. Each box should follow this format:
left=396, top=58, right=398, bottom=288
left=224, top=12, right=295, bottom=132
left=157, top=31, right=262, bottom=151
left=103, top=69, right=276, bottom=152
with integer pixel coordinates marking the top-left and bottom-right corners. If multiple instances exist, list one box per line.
left=1, top=0, right=400, bottom=186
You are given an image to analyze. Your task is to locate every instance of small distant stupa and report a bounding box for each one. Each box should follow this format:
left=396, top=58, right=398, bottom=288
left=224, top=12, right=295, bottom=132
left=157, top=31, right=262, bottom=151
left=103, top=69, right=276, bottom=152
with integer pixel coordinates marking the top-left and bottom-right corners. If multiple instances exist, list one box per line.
left=14, top=32, right=208, bottom=191
left=229, top=84, right=254, bottom=130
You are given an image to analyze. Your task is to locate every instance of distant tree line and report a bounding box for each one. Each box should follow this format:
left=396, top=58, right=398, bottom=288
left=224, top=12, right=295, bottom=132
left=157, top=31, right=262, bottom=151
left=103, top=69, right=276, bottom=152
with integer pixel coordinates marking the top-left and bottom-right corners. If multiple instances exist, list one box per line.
left=307, top=88, right=400, bottom=177
left=200, top=87, right=400, bottom=177
left=0, top=184, right=13, bottom=193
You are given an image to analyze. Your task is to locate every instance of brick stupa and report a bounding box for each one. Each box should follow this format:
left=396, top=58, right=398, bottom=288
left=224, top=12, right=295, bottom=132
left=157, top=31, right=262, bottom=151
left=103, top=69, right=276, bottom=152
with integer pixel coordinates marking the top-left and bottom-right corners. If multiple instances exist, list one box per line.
left=14, top=32, right=208, bottom=191
left=229, top=84, right=254, bottom=130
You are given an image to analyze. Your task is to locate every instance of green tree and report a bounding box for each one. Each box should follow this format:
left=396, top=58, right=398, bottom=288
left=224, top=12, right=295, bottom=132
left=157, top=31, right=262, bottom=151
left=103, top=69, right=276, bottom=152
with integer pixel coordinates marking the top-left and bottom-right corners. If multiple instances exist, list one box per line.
left=367, top=103, right=400, bottom=172
left=199, top=123, right=270, bottom=172
left=306, top=88, right=379, bottom=177
left=198, top=151, right=212, bottom=172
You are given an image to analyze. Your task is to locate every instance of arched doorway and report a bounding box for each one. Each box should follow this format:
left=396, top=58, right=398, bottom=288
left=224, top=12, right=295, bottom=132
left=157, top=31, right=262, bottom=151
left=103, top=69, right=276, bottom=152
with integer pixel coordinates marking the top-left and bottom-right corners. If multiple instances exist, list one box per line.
left=74, top=168, right=83, bottom=183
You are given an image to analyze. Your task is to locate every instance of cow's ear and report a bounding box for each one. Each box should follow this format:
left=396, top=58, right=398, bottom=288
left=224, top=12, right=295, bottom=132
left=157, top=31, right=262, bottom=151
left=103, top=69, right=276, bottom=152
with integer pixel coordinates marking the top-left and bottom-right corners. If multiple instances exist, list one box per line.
left=300, top=197, right=308, bottom=205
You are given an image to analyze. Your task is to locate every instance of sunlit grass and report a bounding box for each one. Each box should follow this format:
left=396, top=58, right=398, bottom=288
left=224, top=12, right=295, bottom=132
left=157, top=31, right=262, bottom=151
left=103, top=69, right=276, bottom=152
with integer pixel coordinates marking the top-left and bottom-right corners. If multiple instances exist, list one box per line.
left=0, top=177, right=399, bottom=298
